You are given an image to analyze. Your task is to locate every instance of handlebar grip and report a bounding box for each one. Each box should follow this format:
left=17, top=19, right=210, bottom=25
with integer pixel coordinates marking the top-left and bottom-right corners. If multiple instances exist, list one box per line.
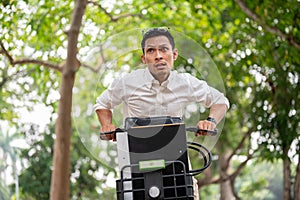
left=186, top=127, right=218, bottom=136
left=99, top=128, right=125, bottom=140
left=100, top=130, right=116, bottom=135
left=99, top=128, right=125, bottom=135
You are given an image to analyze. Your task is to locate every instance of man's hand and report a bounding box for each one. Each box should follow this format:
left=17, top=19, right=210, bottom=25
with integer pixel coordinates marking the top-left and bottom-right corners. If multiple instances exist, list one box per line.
left=196, top=104, right=228, bottom=136
left=100, top=124, right=117, bottom=141
left=96, top=109, right=117, bottom=141
left=196, top=119, right=217, bottom=136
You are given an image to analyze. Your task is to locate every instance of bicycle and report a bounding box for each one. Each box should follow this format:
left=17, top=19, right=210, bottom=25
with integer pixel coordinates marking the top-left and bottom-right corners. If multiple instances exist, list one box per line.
left=100, top=116, right=217, bottom=200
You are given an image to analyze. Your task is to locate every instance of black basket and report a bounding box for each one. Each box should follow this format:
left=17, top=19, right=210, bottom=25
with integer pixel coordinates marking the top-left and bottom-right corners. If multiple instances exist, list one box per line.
left=116, top=160, right=194, bottom=200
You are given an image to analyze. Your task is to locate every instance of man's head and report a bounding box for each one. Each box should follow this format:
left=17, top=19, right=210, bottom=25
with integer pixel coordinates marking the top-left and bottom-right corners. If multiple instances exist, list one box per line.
left=141, top=28, right=175, bottom=54
left=141, top=28, right=178, bottom=83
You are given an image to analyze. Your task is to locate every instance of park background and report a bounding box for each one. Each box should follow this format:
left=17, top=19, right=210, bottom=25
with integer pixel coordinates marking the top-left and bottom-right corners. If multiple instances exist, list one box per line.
left=0, top=0, right=299, bottom=199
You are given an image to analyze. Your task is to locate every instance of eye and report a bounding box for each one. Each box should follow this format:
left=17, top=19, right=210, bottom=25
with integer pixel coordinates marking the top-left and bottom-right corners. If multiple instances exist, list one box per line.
left=146, top=48, right=154, bottom=53
left=161, top=47, right=169, bottom=52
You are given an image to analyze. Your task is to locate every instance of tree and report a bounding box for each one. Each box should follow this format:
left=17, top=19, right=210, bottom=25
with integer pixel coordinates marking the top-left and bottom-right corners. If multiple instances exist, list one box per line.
left=1, top=0, right=87, bottom=198
left=1, top=0, right=299, bottom=199
left=49, top=1, right=87, bottom=199
left=232, top=0, right=300, bottom=199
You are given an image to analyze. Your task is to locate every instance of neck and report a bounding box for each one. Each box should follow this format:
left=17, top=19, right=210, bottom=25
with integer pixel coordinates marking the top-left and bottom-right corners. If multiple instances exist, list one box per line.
left=152, top=73, right=169, bottom=85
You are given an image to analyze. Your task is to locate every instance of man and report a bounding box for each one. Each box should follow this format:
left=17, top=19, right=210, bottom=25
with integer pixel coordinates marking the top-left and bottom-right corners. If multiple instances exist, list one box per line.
left=94, top=28, right=229, bottom=199
left=94, top=28, right=229, bottom=138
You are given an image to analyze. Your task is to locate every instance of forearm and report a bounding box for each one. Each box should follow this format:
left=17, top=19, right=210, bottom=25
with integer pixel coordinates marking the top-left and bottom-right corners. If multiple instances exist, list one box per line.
left=96, top=109, right=113, bottom=127
left=96, top=109, right=116, bottom=140
left=208, top=104, right=228, bottom=124
left=197, top=103, right=228, bottom=133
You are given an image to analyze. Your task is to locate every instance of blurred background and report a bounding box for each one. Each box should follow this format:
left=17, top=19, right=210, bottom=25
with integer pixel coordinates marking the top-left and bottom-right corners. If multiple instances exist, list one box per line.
left=0, top=0, right=299, bottom=199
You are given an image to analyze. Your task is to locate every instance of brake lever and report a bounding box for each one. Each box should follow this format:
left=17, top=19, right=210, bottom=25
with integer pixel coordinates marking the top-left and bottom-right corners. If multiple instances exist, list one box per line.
left=186, top=127, right=218, bottom=136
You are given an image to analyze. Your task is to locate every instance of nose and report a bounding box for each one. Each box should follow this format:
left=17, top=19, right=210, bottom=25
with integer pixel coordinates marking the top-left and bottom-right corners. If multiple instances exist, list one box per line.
left=154, top=49, right=163, bottom=60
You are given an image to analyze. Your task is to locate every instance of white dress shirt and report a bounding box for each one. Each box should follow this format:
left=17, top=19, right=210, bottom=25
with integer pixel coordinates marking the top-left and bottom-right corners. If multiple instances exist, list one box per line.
left=94, top=68, right=229, bottom=120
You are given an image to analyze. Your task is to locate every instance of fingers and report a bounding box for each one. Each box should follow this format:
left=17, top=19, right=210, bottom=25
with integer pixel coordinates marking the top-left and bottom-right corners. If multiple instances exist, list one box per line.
left=197, top=120, right=216, bottom=131
left=196, top=120, right=216, bottom=136
left=100, top=133, right=115, bottom=140
left=195, top=131, right=208, bottom=136
left=100, top=124, right=117, bottom=141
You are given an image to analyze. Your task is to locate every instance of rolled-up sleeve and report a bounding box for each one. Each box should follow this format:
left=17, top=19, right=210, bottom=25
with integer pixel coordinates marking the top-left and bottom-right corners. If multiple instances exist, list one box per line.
left=188, top=75, right=230, bottom=109
left=93, top=78, right=124, bottom=111
left=93, top=90, right=111, bottom=111
left=206, top=86, right=230, bottom=108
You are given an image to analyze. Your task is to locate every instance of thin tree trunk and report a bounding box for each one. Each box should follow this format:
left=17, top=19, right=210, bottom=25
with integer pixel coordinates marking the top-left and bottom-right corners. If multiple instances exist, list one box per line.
left=294, top=155, right=300, bottom=200
left=218, top=152, right=235, bottom=200
left=216, top=142, right=235, bottom=200
left=198, top=165, right=213, bottom=187
left=50, top=0, right=87, bottom=199
left=283, top=152, right=291, bottom=200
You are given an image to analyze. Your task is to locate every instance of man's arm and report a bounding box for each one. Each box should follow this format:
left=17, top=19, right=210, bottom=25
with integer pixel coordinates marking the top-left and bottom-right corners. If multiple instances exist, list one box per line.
left=96, top=109, right=116, bottom=141
left=207, top=104, right=228, bottom=124
left=197, top=104, right=228, bottom=134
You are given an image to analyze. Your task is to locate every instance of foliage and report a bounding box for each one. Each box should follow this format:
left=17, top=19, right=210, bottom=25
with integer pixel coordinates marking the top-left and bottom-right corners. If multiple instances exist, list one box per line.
left=0, top=125, right=20, bottom=200
left=0, top=181, right=11, bottom=200
left=235, top=160, right=283, bottom=200
left=18, top=124, right=53, bottom=200
left=17, top=123, right=111, bottom=199
left=1, top=0, right=299, bottom=199
left=0, top=0, right=62, bottom=122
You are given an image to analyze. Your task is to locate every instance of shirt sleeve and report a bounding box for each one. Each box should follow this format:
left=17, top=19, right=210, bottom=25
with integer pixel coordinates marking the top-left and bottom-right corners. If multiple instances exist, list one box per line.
left=93, top=77, right=124, bottom=111
left=188, top=75, right=230, bottom=109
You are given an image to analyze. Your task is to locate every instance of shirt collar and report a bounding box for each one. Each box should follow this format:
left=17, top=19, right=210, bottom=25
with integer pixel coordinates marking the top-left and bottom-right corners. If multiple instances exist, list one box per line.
left=144, top=68, right=175, bottom=89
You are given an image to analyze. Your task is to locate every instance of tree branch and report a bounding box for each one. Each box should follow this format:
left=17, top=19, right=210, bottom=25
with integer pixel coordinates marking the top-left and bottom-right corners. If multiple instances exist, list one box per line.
left=88, top=1, right=143, bottom=22
left=81, top=44, right=105, bottom=73
left=0, top=41, right=62, bottom=72
left=225, top=128, right=253, bottom=169
left=0, top=68, right=35, bottom=88
left=235, top=0, right=300, bottom=51
left=198, top=131, right=257, bottom=188
left=229, top=150, right=255, bottom=180
left=200, top=151, right=255, bottom=186
left=81, top=63, right=99, bottom=72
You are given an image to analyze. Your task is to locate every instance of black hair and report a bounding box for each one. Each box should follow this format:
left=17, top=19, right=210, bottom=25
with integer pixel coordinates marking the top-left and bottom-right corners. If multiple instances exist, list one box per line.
left=141, top=28, right=175, bottom=54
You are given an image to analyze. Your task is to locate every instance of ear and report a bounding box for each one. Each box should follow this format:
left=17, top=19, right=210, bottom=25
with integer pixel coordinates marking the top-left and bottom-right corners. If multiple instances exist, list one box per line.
left=173, top=49, right=178, bottom=60
left=141, top=54, right=146, bottom=64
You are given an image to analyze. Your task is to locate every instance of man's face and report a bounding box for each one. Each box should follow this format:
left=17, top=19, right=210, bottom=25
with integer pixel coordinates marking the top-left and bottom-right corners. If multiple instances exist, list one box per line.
left=141, top=35, right=178, bottom=83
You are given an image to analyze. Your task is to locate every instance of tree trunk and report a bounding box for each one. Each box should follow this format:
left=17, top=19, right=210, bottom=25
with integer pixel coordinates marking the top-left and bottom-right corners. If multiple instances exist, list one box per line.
left=218, top=152, right=235, bottom=200
left=50, top=72, right=75, bottom=200
left=217, top=143, right=236, bottom=200
left=283, top=150, right=291, bottom=200
left=220, top=180, right=234, bottom=200
left=50, top=0, right=87, bottom=199
left=198, top=165, right=213, bottom=187
left=294, top=155, right=300, bottom=200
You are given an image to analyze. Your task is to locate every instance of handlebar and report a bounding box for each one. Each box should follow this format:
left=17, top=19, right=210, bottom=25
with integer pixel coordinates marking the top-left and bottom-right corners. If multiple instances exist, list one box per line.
left=99, top=126, right=217, bottom=140
left=100, top=128, right=125, bottom=135
left=186, top=127, right=218, bottom=136
left=99, top=128, right=125, bottom=140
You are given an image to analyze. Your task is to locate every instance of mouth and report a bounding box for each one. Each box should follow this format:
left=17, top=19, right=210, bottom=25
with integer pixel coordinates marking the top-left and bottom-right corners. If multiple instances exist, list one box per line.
left=154, top=62, right=167, bottom=68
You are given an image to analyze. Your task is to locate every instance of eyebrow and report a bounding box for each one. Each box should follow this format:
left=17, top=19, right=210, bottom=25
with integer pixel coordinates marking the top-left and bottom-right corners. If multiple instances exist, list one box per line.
left=145, top=44, right=170, bottom=48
